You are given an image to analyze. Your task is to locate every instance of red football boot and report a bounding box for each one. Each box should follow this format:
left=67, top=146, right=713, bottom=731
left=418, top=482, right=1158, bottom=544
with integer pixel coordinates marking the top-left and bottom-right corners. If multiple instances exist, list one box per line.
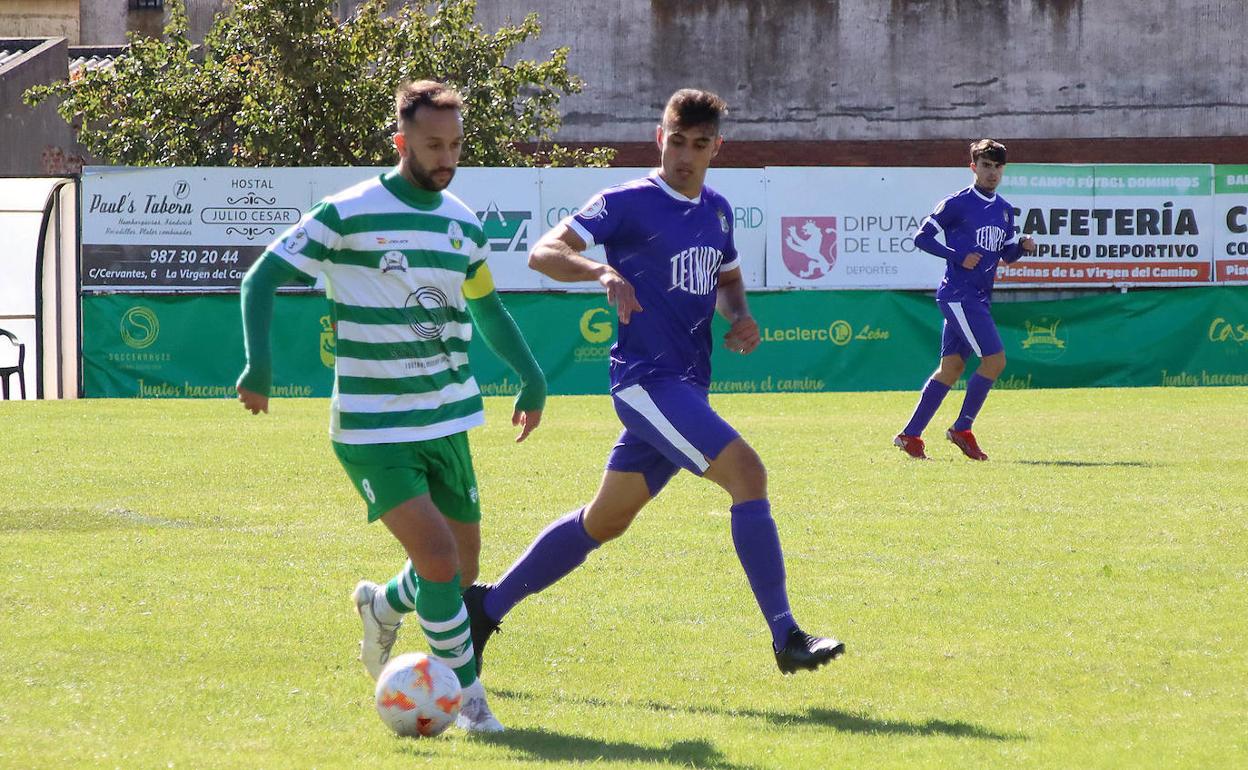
left=946, top=428, right=988, bottom=460
left=893, top=433, right=928, bottom=459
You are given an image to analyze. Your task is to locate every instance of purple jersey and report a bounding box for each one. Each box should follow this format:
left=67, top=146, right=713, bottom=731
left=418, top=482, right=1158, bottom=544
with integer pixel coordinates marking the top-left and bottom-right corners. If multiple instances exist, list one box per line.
left=913, top=185, right=1021, bottom=303
left=566, top=171, right=740, bottom=391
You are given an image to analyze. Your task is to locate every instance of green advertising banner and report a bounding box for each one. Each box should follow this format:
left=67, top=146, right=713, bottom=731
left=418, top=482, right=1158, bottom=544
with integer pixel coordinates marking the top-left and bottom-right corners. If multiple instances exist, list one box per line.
left=82, top=293, right=336, bottom=398
left=83, top=287, right=1248, bottom=398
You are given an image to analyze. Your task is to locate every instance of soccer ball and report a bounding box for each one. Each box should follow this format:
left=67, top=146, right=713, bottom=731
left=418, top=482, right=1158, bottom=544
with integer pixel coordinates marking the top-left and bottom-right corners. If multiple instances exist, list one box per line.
left=374, top=652, right=462, bottom=737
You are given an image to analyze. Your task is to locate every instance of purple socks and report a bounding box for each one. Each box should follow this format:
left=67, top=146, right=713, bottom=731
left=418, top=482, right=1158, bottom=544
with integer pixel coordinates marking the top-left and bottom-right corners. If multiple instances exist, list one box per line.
left=730, top=499, right=797, bottom=649
left=903, top=377, right=952, bottom=437
left=953, top=373, right=994, bottom=431
left=483, top=508, right=600, bottom=622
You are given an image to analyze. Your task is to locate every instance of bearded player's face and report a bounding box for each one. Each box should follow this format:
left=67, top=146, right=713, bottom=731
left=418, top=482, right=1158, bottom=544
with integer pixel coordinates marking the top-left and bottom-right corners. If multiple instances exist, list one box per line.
left=394, top=107, right=463, bottom=192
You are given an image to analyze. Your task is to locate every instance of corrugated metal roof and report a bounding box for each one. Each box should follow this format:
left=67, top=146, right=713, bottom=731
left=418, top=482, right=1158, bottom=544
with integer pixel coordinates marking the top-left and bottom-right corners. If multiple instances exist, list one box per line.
left=68, top=54, right=117, bottom=78
left=0, top=41, right=125, bottom=77
left=68, top=45, right=126, bottom=78
left=0, top=48, right=31, bottom=68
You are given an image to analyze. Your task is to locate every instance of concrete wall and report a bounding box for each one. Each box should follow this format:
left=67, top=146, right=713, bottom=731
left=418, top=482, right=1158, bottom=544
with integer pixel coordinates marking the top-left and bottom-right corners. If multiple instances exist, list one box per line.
left=76, top=0, right=220, bottom=45
left=0, top=38, right=84, bottom=175
left=466, top=0, right=1248, bottom=142
left=0, top=0, right=79, bottom=43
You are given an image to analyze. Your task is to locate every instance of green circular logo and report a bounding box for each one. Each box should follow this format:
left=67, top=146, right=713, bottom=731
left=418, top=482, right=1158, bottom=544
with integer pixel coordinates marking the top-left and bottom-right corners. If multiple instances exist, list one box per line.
left=121, top=306, right=160, bottom=349
left=829, top=320, right=853, bottom=346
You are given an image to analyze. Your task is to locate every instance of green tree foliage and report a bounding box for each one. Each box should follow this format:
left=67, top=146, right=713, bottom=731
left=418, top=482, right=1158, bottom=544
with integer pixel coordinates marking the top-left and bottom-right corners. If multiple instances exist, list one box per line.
left=25, top=0, right=613, bottom=167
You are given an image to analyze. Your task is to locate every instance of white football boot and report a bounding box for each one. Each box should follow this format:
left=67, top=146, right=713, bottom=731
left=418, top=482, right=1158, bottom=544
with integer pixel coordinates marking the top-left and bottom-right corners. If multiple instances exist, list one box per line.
left=455, top=679, right=505, bottom=733
left=352, top=580, right=401, bottom=680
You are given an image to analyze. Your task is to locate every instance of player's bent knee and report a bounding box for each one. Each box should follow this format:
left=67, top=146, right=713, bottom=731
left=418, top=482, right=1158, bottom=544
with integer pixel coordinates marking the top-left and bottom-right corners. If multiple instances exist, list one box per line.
left=706, top=440, right=767, bottom=499
left=582, top=504, right=640, bottom=543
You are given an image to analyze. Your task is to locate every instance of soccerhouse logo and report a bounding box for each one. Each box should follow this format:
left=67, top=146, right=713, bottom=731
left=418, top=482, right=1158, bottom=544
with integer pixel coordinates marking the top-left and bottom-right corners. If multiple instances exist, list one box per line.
left=120, top=306, right=160, bottom=349
left=576, top=307, right=613, bottom=362
left=404, top=287, right=451, bottom=341
left=1021, top=317, right=1068, bottom=361
left=319, top=315, right=336, bottom=368
left=780, top=216, right=837, bottom=279
left=477, top=202, right=531, bottom=253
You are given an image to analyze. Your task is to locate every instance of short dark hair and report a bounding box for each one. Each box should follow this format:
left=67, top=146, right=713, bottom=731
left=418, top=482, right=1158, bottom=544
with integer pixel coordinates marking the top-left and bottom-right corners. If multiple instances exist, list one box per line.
left=395, top=80, right=464, bottom=125
left=662, top=88, right=728, bottom=132
left=970, top=139, right=1007, bottom=164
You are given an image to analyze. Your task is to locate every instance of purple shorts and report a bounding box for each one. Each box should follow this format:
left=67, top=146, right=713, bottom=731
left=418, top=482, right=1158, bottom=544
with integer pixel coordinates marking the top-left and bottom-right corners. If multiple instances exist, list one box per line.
left=607, top=379, right=740, bottom=496
left=938, top=300, right=1003, bottom=360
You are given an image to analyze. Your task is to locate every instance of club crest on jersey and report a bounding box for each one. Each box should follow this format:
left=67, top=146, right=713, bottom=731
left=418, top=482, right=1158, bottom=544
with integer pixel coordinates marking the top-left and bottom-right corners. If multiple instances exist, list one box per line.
left=380, top=250, right=408, bottom=274
left=283, top=227, right=308, bottom=254
left=579, top=195, right=606, bottom=220
left=717, top=209, right=729, bottom=234
left=447, top=221, right=465, bottom=251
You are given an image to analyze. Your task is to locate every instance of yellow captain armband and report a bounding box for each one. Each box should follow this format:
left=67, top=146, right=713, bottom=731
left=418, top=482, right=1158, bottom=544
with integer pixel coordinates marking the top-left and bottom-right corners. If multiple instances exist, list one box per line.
left=462, top=262, right=496, bottom=299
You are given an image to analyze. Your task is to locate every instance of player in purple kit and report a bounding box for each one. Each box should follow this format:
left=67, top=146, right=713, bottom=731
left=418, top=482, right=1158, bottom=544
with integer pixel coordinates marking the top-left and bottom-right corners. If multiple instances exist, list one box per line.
left=894, top=139, right=1037, bottom=461
left=463, top=89, right=843, bottom=675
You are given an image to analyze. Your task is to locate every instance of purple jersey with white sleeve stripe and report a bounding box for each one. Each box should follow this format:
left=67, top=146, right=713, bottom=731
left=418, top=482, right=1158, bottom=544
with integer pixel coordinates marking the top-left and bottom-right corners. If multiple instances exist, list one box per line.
left=913, top=186, right=1021, bottom=303
left=566, top=170, right=740, bottom=391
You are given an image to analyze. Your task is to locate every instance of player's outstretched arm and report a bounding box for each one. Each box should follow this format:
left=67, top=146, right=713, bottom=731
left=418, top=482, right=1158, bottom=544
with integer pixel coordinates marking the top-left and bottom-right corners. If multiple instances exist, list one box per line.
left=717, top=268, right=761, bottom=355
left=463, top=264, right=546, bottom=443
left=237, top=254, right=304, bottom=415
left=528, top=224, right=643, bottom=324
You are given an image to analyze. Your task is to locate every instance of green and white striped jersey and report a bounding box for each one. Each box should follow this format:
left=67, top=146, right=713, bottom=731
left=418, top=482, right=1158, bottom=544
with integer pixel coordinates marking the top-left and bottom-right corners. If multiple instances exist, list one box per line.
left=266, top=168, right=488, bottom=445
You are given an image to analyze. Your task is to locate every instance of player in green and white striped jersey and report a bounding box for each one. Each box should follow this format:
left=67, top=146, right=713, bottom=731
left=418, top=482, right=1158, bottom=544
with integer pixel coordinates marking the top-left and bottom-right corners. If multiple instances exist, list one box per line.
left=236, top=80, right=545, bottom=733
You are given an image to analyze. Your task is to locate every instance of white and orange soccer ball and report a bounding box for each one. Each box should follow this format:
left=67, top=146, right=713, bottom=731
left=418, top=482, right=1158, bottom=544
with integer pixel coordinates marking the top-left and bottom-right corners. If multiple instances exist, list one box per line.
left=374, top=653, right=462, bottom=737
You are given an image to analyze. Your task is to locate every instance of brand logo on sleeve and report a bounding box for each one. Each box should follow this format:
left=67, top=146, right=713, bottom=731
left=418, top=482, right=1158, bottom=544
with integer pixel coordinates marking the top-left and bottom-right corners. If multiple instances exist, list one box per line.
left=579, top=195, right=606, bottom=219
left=283, top=227, right=309, bottom=254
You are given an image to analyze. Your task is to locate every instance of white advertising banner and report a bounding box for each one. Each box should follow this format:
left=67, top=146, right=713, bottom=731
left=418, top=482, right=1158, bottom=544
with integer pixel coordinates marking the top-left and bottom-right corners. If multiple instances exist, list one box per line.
left=1214, top=165, right=1248, bottom=283
left=81, top=165, right=545, bottom=291
left=764, top=167, right=968, bottom=289
left=996, top=164, right=1215, bottom=285
left=536, top=167, right=767, bottom=289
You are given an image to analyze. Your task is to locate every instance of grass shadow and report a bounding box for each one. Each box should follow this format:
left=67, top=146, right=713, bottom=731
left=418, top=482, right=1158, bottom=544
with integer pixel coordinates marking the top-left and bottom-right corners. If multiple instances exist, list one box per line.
left=1012, top=460, right=1158, bottom=468
left=431, top=729, right=756, bottom=769
left=492, top=688, right=1023, bottom=742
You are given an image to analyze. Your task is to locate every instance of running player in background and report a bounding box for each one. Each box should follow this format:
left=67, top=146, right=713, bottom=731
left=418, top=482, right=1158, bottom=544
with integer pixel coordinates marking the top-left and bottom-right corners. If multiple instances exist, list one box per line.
left=236, top=80, right=546, bottom=732
left=464, top=88, right=844, bottom=677
left=894, top=139, right=1037, bottom=461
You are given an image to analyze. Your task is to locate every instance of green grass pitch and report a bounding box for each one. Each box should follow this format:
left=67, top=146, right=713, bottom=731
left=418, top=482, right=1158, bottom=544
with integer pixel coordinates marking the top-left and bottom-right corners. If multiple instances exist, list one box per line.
left=2, top=388, right=1245, bottom=768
